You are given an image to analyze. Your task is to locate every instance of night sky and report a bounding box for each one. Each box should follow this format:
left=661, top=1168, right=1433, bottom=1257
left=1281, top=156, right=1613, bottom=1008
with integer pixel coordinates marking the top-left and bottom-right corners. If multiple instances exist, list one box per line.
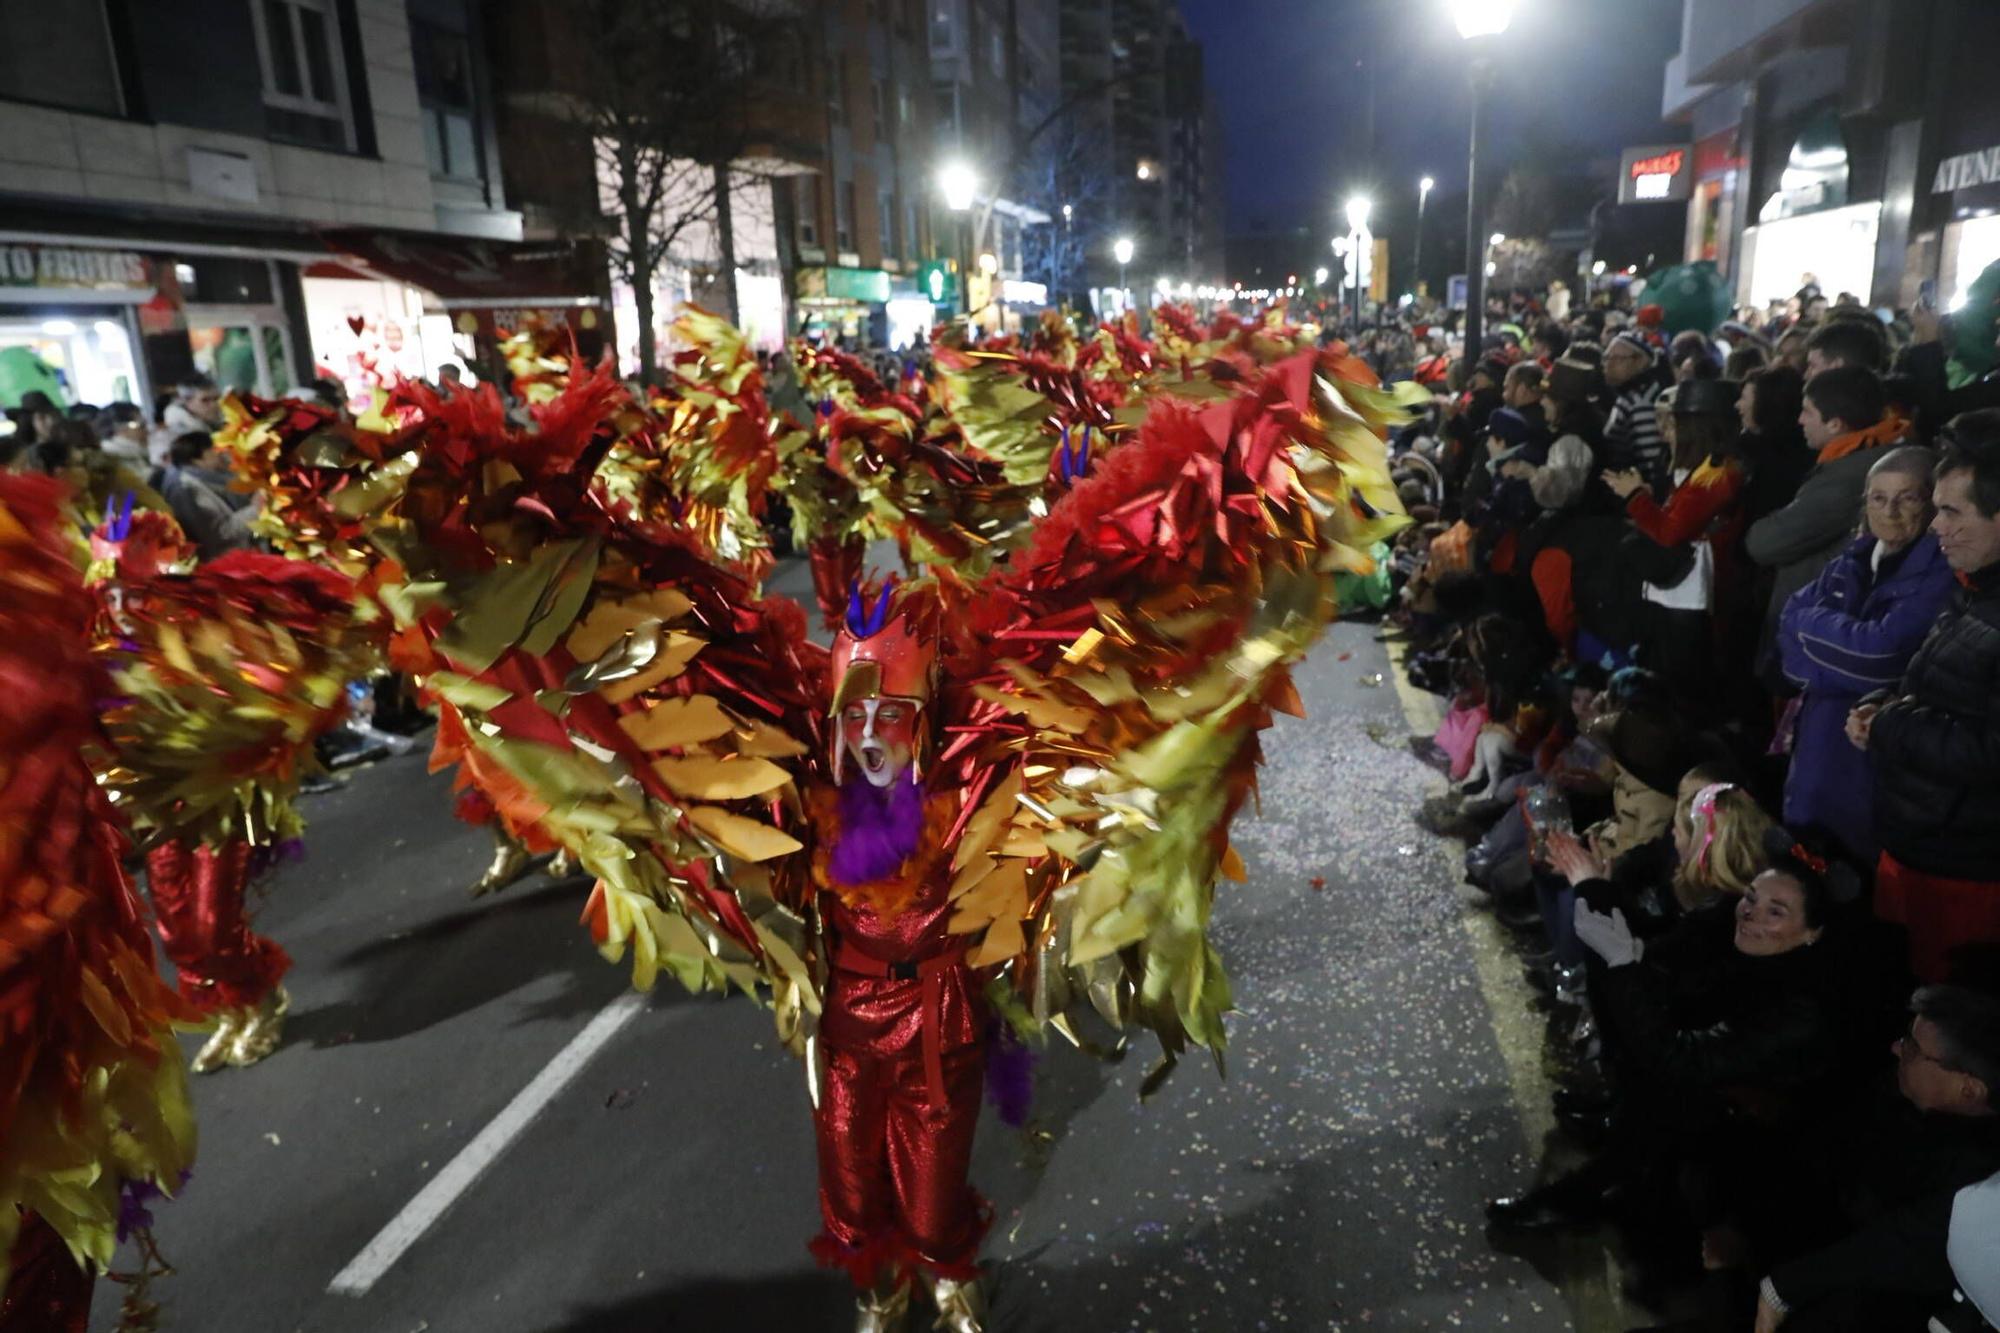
left=1178, top=0, right=1687, bottom=240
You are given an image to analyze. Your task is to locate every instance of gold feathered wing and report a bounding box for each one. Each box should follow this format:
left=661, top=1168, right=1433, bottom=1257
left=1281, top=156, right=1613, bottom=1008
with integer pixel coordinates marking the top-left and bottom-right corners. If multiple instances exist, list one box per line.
left=935, top=339, right=1423, bottom=1081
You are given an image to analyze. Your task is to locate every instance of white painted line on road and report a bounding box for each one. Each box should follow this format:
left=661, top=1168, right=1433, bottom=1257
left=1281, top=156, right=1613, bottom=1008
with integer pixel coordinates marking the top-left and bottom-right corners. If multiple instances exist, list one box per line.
left=327, top=989, right=650, bottom=1297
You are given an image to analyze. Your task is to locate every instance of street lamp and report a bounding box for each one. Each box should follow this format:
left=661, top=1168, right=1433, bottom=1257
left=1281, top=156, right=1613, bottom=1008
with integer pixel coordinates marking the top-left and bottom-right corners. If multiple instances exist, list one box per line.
left=1345, top=195, right=1372, bottom=329
left=1113, top=235, right=1135, bottom=314
left=1414, top=175, right=1435, bottom=297
left=938, top=160, right=978, bottom=213
left=1315, top=266, right=1330, bottom=286
left=1451, top=0, right=1517, bottom=39
left=938, top=160, right=979, bottom=317
left=1450, top=0, right=1514, bottom=359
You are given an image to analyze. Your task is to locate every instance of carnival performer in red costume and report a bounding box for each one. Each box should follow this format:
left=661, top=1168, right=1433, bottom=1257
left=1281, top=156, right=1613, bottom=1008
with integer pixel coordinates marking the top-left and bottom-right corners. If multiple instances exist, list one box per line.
left=88, top=501, right=367, bottom=1072
left=0, top=477, right=197, bottom=1333
left=226, top=301, right=1419, bottom=1331
left=810, top=584, right=988, bottom=1329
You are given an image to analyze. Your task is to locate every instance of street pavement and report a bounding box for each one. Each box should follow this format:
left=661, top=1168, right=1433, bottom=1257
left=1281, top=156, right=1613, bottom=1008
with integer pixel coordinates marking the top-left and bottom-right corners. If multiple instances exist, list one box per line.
left=96, top=567, right=1612, bottom=1333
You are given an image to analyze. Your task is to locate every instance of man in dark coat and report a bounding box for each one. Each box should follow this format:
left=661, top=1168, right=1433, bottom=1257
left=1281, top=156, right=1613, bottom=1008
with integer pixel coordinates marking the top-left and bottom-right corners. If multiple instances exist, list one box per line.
left=1854, top=411, right=2000, bottom=982
left=1755, top=985, right=2000, bottom=1332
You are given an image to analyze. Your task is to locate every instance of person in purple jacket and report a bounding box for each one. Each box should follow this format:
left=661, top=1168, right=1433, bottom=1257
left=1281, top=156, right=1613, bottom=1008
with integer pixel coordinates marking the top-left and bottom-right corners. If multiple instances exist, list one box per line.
left=1779, top=446, right=1957, bottom=865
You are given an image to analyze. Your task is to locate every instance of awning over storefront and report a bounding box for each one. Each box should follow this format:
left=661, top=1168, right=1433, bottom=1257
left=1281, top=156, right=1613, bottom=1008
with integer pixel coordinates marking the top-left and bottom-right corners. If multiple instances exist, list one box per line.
left=315, top=229, right=609, bottom=316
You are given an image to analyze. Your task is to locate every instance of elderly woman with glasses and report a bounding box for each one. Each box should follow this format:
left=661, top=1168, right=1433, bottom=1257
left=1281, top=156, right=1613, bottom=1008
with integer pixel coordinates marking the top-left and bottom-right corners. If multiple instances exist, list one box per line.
left=1775, top=446, right=1956, bottom=866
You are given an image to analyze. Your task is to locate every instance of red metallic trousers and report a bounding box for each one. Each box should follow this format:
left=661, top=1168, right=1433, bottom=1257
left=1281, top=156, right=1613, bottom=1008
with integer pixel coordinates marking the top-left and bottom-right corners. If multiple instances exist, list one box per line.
left=0, top=1213, right=91, bottom=1333
left=810, top=959, right=989, bottom=1288
left=142, top=837, right=291, bottom=1013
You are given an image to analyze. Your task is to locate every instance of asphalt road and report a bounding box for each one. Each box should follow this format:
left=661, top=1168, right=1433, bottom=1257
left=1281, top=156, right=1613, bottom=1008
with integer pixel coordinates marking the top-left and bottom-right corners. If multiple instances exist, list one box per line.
left=97, top=568, right=1602, bottom=1333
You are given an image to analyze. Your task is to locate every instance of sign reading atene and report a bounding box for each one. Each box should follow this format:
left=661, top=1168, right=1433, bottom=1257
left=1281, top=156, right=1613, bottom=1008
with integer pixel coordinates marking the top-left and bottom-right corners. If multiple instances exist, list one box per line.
left=1, top=243, right=154, bottom=292
left=1934, top=145, right=2000, bottom=194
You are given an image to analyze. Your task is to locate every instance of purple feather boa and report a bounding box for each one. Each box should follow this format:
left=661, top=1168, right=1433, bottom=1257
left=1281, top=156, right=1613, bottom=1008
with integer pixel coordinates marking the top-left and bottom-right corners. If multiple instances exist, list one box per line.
left=828, top=772, right=927, bottom=885
left=984, top=1021, right=1037, bottom=1127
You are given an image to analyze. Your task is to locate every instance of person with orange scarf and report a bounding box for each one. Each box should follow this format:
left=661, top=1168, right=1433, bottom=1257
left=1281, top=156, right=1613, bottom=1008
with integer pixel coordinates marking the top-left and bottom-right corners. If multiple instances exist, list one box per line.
left=1746, top=365, right=1911, bottom=691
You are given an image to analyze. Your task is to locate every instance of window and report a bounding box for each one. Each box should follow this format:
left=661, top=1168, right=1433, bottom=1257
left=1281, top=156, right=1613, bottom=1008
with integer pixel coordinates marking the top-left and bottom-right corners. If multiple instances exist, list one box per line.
left=898, top=87, right=913, bottom=128
left=0, top=5, right=122, bottom=115
left=879, top=194, right=896, bottom=258
left=251, top=0, right=353, bottom=149
left=797, top=176, right=820, bottom=248
left=413, top=22, right=482, bottom=182
left=905, top=200, right=919, bottom=261
left=836, top=180, right=856, bottom=253
left=872, top=80, right=887, bottom=135
left=828, top=60, right=845, bottom=124
left=929, top=4, right=952, bottom=53
left=988, top=27, right=1004, bottom=77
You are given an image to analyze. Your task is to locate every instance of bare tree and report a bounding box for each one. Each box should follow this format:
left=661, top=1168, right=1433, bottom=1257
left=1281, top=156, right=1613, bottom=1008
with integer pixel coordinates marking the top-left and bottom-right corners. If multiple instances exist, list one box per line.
left=545, top=0, right=804, bottom=378
left=1013, top=112, right=1115, bottom=310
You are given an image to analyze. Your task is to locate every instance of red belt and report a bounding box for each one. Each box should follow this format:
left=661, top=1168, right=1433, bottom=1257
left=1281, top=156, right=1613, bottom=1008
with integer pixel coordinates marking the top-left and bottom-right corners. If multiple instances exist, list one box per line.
left=833, top=941, right=967, bottom=1108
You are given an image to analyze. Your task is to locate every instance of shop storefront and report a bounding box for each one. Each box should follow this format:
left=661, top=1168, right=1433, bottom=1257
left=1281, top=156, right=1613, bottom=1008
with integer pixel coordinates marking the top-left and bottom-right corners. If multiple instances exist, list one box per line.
left=1929, top=142, right=2000, bottom=311
left=1738, top=110, right=1881, bottom=308
left=794, top=264, right=892, bottom=346
left=0, top=241, right=150, bottom=409
left=314, top=231, right=611, bottom=398
left=1685, top=130, right=1743, bottom=271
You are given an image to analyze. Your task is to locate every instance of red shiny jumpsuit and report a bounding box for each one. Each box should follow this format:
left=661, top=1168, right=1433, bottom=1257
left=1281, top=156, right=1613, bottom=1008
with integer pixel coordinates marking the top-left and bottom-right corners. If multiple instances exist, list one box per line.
left=808, top=814, right=989, bottom=1287
left=142, top=838, right=290, bottom=1013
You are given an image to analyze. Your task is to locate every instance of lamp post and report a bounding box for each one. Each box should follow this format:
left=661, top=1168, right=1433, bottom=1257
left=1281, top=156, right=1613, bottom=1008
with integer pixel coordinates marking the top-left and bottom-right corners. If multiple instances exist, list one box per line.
left=1451, top=0, right=1514, bottom=361
left=939, top=160, right=979, bottom=318
left=1345, top=195, right=1372, bottom=331
left=1113, top=236, right=1134, bottom=316
left=1414, top=175, right=1435, bottom=298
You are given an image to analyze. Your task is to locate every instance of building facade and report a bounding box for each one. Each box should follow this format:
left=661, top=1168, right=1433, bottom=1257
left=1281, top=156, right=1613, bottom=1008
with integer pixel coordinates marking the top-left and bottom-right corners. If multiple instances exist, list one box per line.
left=1057, top=0, right=1224, bottom=314
left=0, top=0, right=607, bottom=412
left=926, top=0, right=1060, bottom=336
left=1660, top=0, right=2000, bottom=312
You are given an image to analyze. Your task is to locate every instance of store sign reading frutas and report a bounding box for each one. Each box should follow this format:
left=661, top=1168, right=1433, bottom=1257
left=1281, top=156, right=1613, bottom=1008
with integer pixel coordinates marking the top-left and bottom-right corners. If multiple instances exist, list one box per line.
left=1, top=244, right=153, bottom=292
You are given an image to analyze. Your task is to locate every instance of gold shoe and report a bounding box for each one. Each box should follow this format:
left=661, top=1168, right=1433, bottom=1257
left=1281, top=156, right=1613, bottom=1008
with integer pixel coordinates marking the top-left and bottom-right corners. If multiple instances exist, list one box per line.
left=227, top=986, right=291, bottom=1068
left=190, top=1009, right=246, bottom=1074
left=469, top=832, right=530, bottom=897
left=929, top=1276, right=985, bottom=1333
left=545, top=848, right=576, bottom=880
left=854, top=1278, right=911, bottom=1333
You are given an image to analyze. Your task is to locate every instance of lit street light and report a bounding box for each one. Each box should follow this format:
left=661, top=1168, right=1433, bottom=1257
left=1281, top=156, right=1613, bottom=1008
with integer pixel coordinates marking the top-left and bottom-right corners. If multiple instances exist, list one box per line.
left=1451, top=0, right=1517, bottom=39
left=1315, top=266, right=1330, bottom=286
left=1113, top=236, right=1135, bottom=315
left=1449, top=0, right=1515, bottom=359
left=938, top=160, right=980, bottom=318
left=938, top=160, right=978, bottom=214
left=1414, top=176, right=1435, bottom=297
left=1344, top=196, right=1373, bottom=329
left=1490, top=232, right=1506, bottom=247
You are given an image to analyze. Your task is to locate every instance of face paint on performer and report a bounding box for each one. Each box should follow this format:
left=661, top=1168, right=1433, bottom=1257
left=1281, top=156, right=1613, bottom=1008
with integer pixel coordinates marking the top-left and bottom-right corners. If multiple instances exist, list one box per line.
left=841, top=696, right=919, bottom=787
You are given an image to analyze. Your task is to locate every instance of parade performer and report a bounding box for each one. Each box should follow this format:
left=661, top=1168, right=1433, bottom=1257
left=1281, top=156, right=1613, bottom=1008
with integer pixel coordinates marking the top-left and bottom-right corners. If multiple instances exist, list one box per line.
left=89, top=502, right=368, bottom=1072
left=0, top=475, right=197, bottom=1332
left=227, top=304, right=1417, bottom=1329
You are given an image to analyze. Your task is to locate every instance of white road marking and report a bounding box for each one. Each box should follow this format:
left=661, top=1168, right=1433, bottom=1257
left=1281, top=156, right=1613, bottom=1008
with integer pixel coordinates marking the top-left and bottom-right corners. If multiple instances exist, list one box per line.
left=326, top=989, right=650, bottom=1297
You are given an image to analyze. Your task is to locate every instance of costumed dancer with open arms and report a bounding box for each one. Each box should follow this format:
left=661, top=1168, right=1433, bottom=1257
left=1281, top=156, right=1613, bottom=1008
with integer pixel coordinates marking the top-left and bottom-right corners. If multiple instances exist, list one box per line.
left=87, top=497, right=368, bottom=1072
left=244, top=303, right=1416, bottom=1330
left=0, top=476, right=197, bottom=1332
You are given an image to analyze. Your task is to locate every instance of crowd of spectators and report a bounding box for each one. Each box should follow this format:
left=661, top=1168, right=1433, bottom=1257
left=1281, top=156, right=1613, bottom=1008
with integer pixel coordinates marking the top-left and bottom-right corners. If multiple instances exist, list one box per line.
left=1373, top=285, right=2000, bottom=1330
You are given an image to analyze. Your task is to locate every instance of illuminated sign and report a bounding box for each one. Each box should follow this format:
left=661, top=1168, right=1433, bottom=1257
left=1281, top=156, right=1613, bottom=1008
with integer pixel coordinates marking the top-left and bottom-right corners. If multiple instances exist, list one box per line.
left=1935, top=145, right=2000, bottom=194
left=0, top=244, right=155, bottom=302
left=1630, top=151, right=1685, bottom=179
left=1000, top=279, right=1048, bottom=305
left=1618, top=145, right=1692, bottom=205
